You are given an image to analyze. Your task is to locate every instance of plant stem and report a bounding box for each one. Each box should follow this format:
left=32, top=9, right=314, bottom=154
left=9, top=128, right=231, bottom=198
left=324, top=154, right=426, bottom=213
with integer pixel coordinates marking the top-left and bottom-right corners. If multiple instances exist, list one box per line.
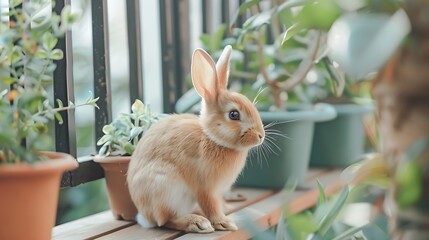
left=255, top=27, right=285, bottom=110
left=256, top=28, right=273, bottom=85
left=278, top=30, right=321, bottom=91
left=33, top=102, right=92, bottom=117
left=134, top=116, right=139, bottom=146
left=322, top=57, right=346, bottom=97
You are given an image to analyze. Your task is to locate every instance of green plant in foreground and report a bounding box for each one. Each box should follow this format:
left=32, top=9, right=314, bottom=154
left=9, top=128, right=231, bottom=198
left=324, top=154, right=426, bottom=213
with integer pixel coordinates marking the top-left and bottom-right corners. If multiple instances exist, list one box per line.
left=96, top=99, right=166, bottom=156
left=0, top=0, right=98, bottom=164
left=243, top=178, right=389, bottom=240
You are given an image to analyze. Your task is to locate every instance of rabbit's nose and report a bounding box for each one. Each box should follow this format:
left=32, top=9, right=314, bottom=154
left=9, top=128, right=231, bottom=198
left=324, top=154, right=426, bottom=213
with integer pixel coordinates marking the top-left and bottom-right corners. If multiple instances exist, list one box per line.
left=258, top=134, right=264, bottom=144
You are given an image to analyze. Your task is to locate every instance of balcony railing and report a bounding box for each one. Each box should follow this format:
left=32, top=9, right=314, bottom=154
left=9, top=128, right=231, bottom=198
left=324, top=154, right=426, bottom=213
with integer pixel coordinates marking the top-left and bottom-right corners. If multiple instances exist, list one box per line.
left=55, top=0, right=244, bottom=188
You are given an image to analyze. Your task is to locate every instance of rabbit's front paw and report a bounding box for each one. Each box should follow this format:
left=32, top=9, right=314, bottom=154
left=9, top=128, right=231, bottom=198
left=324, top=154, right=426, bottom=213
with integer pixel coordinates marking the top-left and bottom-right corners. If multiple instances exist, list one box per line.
left=186, top=215, right=215, bottom=233
left=211, top=217, right=238, bottom=231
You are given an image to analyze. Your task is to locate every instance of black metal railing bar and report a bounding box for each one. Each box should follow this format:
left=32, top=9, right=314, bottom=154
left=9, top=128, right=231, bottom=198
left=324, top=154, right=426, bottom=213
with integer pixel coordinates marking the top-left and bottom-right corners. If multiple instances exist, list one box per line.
left=126, top=0, right=144, bottom=103
left=53, top=0, right=77, bottom=157
left=58, top=0, right=242, bottom=188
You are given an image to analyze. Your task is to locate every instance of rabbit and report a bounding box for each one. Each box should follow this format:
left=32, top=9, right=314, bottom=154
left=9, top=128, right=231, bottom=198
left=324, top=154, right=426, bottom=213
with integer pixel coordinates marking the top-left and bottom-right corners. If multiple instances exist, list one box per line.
left=127, top=45, right=265, bottom=233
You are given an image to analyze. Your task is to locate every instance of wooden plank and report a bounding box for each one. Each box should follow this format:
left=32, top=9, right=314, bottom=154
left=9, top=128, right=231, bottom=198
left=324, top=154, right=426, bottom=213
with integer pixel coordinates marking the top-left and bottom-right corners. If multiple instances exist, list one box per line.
left=227, top=169, right=344, bottom=240
left=306, top=168, right=331, bottom=180
left=52, top=211, right=134, bottom=240
left=177, top=169, right=344, bottom=240
left=96, top=225, right=179, bottom=240
left=53, top=169, right=342, bottom=240
left=224, top=188, right=276, bottom=214
left=98, top=188, right=276, bottom=239
left=223, top=168, right=329, bottom=214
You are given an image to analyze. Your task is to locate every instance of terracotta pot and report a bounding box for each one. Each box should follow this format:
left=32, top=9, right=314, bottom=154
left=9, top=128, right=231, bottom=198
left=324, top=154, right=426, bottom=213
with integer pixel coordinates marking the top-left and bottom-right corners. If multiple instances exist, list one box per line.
left=0, top=151, right=78, bottom=240
left=94, top=156, right=137, bottom=221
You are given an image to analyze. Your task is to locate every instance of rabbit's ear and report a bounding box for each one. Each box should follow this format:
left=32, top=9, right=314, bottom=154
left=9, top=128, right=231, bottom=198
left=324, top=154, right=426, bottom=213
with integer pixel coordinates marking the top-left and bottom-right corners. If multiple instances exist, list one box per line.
left=215, top=45, right=232, bottom=90
left=191, top=49, right=218, bottom=101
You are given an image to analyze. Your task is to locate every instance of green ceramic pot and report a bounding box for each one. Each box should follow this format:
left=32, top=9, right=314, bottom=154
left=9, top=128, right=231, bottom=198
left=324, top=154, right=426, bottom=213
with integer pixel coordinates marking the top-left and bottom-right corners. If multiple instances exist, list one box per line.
left=310, top=104, right=373, bottom=167
left=235, top=103, right=337, bottom=189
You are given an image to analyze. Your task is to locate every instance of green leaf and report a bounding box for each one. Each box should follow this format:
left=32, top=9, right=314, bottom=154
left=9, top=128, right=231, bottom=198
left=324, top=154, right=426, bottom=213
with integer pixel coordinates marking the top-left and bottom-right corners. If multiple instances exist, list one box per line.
left=54, top=112, right=64, bottom=124
left=0, top=89, right=9, bottom=99
left=49, top=49, right=64, bottom=60
left=18, top=94, right=46, bottom=114
left=86, top=96, right=99, bottom=106
left=118, top=115, right=133, bottom=128
left=29, top=1, right=52, bottom=29
left=332, top=225, right=366, bottom=240
left=98, top=143, right=109, bottom=156
left=42, top=32, right=58, bottom=51
left=243, top=10, right=274, bottom=31
left=318, top=186, right=349, bottom=235
left=11, top=46, right=24, bottom=64
left=123, top=143, right=134, bottom=155
left=11, top=0, right=23, bottom=7
left=33, top=122, right=48, bottom=134
left=211, top=24, right=227, bottom=53
left=396, top=161, right=423, bottom=208
left=296, top=0, right=341, bottom=31
left=316, top=180, right=327, bottom=207
left=360, top=222, right=389, bottom=240
left=129, top=127, right=143, bottom=139
left=277, top=0, right=307, bottom=12
left=61, top=5, right=81, bottom=25
left=102, top=124, right=114, bottom=135
left=282, top=23, right=305, bottom=46
left=230, top=0, right=261, bottom=28
left=2, top=77, right=16, bottom=85
left=199, top=34, right=211, bottom=49
left=56, top=99, right=64, bottom=108
left=35, top=49, right=49, bottom=58
left=131, top=99, right=145, bottom=114
left=288, top=212, right=319, bottom=233
left=96, top=135, right=112, bottom=146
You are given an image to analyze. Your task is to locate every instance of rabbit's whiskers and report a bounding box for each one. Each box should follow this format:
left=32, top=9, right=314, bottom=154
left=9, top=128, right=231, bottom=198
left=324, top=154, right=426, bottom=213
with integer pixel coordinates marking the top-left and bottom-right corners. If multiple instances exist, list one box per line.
left=253, top=87, right=267, bottom=105
left=248, top=122, right=291, bottom=167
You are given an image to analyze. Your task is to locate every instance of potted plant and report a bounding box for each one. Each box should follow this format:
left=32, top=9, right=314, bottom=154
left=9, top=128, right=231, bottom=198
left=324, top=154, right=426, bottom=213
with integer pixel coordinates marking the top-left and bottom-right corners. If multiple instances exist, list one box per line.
left=290, top=55, right=375, bottom=167
left=184, top=1, right=339, bottom=188
left=324, top=1, right=429, bottom=238
left=95, top=99, right=165, bottom=221
left=0, top=1, right=97, bottom=240
left=223, top=0, right=379, bottom=185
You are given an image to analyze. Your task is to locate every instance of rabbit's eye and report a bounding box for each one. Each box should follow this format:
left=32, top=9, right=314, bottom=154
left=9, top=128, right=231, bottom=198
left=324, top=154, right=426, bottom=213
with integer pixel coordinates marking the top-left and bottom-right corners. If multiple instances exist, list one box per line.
left=229, top=110, right=240, bottom=120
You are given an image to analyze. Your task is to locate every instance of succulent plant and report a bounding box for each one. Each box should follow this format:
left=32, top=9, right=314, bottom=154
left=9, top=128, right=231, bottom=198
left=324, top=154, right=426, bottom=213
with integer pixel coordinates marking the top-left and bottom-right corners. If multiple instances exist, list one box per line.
left=97, top=99, right=166, bottom=156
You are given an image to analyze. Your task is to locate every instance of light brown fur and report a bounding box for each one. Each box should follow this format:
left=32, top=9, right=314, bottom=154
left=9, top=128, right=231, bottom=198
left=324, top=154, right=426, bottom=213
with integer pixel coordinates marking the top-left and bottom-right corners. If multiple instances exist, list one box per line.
left=127, top=46, right=265, bottom=233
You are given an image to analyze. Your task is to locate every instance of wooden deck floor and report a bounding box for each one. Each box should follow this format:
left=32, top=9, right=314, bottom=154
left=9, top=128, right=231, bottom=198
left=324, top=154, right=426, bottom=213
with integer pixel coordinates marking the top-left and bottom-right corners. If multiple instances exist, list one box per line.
left=52, top=168, right=344, bottom=240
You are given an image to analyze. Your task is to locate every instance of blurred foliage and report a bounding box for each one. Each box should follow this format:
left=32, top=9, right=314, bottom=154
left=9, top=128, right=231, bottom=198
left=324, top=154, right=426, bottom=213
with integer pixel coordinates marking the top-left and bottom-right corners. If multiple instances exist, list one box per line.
left=244, top=166, right=391, bottom=239
left=200, top=0, right=406, bottom=110
left=394, top=137, right=429, bottom=210
left=284, top=184, right=350, bottom=239
left=0, top=0, right=97, bottom=164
